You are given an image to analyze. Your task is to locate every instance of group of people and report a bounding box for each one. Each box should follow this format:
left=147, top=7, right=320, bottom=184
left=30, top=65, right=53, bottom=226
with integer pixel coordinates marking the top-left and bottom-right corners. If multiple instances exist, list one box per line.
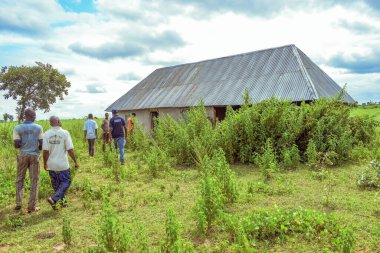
left=83, top=110, right=135, bottom=165
left=12, top=108, right=133, bottom=213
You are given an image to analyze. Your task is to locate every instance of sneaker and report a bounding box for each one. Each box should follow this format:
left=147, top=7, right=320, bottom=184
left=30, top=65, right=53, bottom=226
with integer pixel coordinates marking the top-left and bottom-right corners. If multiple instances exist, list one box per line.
left=14, top=205, right=22, bottom=211
left=47, top=197, right=57, bottom=210
left=27, top=207, right=40, bottom=213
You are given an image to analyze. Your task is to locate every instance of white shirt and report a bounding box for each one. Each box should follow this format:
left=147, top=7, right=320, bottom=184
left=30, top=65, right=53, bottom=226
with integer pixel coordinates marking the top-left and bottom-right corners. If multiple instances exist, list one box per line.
left=43, top=127, right=74, bottom=171
left=83, top=119, right=98, bottom=139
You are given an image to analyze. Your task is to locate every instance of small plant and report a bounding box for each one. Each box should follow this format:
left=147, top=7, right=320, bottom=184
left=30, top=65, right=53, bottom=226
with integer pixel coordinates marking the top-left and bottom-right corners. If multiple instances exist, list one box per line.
left=144, top=145, right=173, bottom=178
left=357, top=160, right=380, bottom=189
left=256, top=139, right=277, bottom=182
left=195, top=175, right=224, bottom=235
left=306, top=139, right=318, bottom=169
left=62, top=214, right=73, bottom=245
left=97, top=200, right=132, bottom=252
left=162, top=209, right=181, bottom=252
left=374, top=192, right=380, bottom=217
left=322, top=170, right=337, bottom=209
left=161, top=208, right=195, bottom=253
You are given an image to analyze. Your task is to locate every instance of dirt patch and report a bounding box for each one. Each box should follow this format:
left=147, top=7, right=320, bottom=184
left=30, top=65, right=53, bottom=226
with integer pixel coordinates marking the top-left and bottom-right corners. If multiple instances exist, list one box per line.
left=35, top=232, right=56, bottom=239
left=53, top=243, right=65, bottom=252
left=0, top=244, right=12, bottom=253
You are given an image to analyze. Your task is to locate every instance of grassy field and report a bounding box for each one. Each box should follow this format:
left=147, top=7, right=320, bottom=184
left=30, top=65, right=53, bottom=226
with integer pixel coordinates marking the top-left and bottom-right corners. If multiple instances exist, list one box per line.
left=0, top=106, right=379, bottom=252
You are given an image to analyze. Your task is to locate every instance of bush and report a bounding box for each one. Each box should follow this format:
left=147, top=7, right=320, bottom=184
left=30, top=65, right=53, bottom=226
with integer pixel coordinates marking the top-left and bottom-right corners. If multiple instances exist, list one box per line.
left=143, top=145, right=173, bottom=178
left=256, top=139, right=277, bottom=182
left=62, top=214, right=73, bottom=245
left=357, top=160, right=380, bottom=189
left=96, top=200, right=132, bottom=252
left=200, top=149, right=239, bottom=203
left=195, top=174, right=224, bottom=235
left=241, top=207, right=354, bottom=252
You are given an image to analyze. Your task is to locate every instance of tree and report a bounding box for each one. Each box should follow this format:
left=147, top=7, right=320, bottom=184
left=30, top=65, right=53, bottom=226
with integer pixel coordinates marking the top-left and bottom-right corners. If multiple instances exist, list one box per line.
left=0, top=62, right=71, bottom=122
left=2, top=113, right=14, bottom=122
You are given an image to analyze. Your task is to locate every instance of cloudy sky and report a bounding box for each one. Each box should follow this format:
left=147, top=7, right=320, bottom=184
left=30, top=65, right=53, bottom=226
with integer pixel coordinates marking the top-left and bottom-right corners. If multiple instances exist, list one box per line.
left=0, top=0, right=379, bottom=120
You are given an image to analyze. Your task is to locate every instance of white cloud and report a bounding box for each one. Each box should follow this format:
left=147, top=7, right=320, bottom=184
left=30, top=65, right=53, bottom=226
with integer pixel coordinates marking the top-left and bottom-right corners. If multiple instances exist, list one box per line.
left=1, top=0, right=380, bottom=121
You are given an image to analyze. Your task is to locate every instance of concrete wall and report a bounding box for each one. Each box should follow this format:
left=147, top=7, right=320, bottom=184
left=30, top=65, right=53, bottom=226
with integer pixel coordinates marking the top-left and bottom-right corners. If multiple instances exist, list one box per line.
left=119, top=106, right=216, bottom=132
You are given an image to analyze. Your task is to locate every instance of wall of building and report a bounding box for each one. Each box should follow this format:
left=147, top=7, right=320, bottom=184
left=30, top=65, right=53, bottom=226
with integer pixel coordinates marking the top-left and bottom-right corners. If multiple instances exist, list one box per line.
left=119, top=106, right=216, bottom=132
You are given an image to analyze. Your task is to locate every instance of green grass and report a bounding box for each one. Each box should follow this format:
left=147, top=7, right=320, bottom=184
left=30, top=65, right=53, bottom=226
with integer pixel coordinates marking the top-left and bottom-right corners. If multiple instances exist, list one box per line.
left=0, top=111, right=379, bottom=252
left=350, top=104, right=380, bottom=121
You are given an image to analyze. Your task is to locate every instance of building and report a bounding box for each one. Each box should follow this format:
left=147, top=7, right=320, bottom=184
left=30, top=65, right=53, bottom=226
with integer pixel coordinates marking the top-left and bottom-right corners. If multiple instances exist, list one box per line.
left=106, top=44, right=355, bottom=130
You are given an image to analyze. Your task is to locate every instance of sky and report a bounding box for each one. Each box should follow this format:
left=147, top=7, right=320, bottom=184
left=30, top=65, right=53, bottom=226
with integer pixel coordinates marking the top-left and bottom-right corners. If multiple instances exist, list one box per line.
left=0, top=0, right=379, bottom=120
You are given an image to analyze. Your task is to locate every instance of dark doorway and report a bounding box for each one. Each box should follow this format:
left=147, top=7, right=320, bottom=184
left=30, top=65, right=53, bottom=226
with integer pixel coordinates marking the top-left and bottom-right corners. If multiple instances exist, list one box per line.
left=214, top=107, right=226, bottom=121
left=151, top=111, right=159, bottom=129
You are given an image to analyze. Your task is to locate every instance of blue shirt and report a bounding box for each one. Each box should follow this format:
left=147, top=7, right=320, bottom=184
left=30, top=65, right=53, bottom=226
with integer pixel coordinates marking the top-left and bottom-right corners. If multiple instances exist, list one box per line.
left=13, top=121, right=43, bottom=156
left=109, top=116, right=125, bottom=138
left=83, top=119, right=98, bottom=139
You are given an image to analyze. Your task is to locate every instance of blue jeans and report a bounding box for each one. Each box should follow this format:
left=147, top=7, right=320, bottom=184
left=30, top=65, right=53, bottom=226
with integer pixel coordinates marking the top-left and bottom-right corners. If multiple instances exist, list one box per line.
left=49, top=169, right=71, bottom=203
left=113, top=138, right=126, bottom=162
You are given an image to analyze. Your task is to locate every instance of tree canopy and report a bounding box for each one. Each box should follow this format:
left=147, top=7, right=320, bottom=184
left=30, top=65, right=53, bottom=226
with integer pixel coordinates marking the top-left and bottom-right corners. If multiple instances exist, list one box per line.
left=0, top=62, right=71, bottom=122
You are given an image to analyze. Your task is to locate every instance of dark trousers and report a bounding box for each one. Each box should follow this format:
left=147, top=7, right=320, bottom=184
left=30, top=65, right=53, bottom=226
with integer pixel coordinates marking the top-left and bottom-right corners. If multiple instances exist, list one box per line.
left=88, top=138, right=95, bottom=156
left=49, top=169, right=71, bottom=203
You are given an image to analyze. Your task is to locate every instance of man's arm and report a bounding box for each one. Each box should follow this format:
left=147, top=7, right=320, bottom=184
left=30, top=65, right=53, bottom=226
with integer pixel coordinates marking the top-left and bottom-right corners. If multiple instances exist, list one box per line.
left=84, top=130, right=87, bottom=141
left=13, top=128, right=21, bottom=148
left=95, top=129, right=98, bottom=139
left=67, top=149, right=79, bottom=169
left=43, top=150, right=49, bottom=170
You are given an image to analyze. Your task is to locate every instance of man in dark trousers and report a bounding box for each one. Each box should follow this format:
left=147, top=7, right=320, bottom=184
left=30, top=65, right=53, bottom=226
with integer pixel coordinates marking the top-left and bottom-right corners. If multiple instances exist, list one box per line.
left=109, top=109, right=127, bottom=165
left=13, top=108, right=43, bottom=213
left=43, top=116, right=79, bottom=209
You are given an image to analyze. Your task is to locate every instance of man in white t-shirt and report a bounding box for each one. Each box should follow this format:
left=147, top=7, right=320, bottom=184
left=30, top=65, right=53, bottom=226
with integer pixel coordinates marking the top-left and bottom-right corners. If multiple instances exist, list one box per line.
left=83, top=113, right=98, bottom=157
left=43, top=116, right=78, bottom=209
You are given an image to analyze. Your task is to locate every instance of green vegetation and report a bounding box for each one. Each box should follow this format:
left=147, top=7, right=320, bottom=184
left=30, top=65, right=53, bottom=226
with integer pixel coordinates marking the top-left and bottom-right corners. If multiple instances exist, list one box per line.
left=0, top=102, right=379, bottom=252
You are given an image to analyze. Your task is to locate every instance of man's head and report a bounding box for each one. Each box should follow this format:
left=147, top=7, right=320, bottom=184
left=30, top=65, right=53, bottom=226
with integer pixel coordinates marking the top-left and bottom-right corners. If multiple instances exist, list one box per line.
left=24, top=108, right=36, bottom=122
left=112, top=109, right=117, bottom=116
left=88, top=113, right=93, bottom=119
left=49, top=116, right=61, bottom=127
left=132, top=113, right=136, bottom=117
left=105, top=112, right=109, bottom=119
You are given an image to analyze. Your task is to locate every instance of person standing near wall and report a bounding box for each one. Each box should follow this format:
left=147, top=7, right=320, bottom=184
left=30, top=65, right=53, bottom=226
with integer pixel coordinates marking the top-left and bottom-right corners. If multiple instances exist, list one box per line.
left=83, top=113, right=98, bottom=157
left=109, top=109, right=127, bottom=165
left=126, top=113, right=135, bottom=142
left=13, top=108, right=43, bottom=213
left=43, top=116, right=78, bottom=209
left=101, top=112, right=112, bottom=152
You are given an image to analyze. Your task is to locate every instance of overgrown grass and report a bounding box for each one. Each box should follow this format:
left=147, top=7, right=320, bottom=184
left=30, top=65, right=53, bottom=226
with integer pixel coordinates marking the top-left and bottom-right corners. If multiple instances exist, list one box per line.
left=0, top=104, right=379, bottom=252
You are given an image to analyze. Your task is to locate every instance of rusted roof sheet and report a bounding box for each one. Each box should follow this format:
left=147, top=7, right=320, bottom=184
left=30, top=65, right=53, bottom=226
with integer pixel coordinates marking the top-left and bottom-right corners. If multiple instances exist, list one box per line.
left=106, top=44, right=355, bottom=111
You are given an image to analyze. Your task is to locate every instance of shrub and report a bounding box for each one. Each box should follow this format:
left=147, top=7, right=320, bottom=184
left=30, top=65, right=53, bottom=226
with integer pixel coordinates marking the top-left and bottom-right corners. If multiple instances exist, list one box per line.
left=241, top=207, right=354, bottom=252
left=256, top=139, right=277, bottom=181
left=357, top=160, right=380, bottom=189
left=143, top=145, right=173, bottom=178
left=62, top=214, right=73, bottom=245
left=161, top=208, right=195, bottom=253
left=195, top=175, right=224, bottom=235
left=200, top=149, right=239, bottom=203
left=97, top=200, right=132, bottom=252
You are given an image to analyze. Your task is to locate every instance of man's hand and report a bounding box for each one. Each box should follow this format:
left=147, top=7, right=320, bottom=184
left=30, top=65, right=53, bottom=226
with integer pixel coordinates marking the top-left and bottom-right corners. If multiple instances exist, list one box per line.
left=74, top=161, right=79, bottom=170
left=44, top=163, right=48, bottom=171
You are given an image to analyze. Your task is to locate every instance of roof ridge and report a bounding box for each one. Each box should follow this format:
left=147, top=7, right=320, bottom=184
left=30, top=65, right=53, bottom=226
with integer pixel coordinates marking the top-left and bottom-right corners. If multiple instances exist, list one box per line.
left=291, top=45, right=319, bottom=99
left=157, top=44, right=296, bottom=70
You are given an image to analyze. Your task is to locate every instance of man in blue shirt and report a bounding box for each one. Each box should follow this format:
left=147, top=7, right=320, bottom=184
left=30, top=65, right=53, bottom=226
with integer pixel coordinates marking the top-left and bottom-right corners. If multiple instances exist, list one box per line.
left=12, top=108, right=43, bottom=213
left=83, top=113, right=98, bottom=157
left=109, top=109, right=127, bottom=165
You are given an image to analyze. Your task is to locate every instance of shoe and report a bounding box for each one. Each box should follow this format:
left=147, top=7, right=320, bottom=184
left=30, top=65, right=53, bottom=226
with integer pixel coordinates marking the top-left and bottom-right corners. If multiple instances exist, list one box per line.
left=47, top=197, right=57, bottom=210
left=14, top=205, right=22, bottom=211
left=121, top=161, right=125, bottom=165
left=27, top=207, right=40, bottom=213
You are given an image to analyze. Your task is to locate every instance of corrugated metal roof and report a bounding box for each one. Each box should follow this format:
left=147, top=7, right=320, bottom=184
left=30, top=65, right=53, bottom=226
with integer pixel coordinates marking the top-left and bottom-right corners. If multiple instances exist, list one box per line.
left=106, top=44, right=355, bottom=111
